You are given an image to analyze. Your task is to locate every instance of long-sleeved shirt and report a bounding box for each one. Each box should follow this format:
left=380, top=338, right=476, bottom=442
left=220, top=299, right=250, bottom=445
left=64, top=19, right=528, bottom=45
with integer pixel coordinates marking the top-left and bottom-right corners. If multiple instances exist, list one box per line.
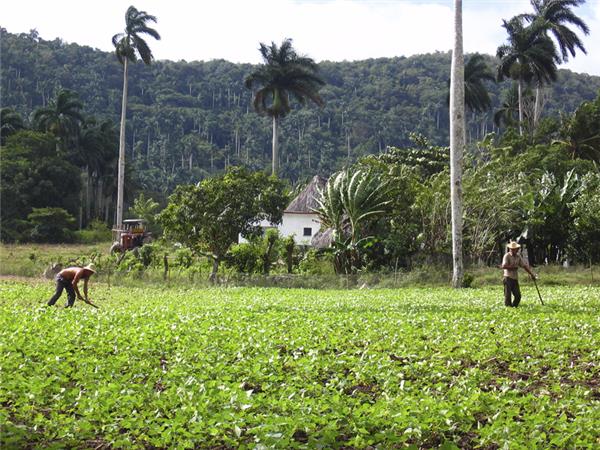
left=502, top=252, right=526, bottom=280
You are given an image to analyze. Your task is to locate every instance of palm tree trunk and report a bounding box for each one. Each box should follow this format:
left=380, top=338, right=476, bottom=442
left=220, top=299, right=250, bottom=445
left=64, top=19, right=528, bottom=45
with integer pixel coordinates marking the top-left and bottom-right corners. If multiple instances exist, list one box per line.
left=209, top=257, right=219, bottom=283
left=450, top=0, right=465, bottom=289
left=85, top=165, right=90, bottom=223
left=116, top=58, right=128, bottom=229
left=272, top=115, right=279, bottom=177
left=518, top=79, right=523, bottom=136
left=534, top=84, right=542, bottom=130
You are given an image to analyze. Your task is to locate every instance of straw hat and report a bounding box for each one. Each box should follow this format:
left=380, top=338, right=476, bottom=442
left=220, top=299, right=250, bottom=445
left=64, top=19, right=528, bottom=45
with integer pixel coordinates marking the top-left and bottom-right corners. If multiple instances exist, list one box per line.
left=507, top=241, right=521, bottom=249
left=83, top=263, right=96, bottom=274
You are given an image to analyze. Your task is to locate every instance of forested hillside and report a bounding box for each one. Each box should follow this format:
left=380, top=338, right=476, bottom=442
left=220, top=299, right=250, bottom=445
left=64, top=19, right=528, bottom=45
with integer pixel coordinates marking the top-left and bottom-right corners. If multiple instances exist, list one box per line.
left=2, top=27, right=599, bottom=193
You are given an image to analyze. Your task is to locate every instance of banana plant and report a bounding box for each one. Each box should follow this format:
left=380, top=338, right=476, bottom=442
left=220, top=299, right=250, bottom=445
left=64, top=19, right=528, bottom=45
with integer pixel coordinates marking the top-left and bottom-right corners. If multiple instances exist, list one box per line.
left=315, top=169, right=392, bottom=274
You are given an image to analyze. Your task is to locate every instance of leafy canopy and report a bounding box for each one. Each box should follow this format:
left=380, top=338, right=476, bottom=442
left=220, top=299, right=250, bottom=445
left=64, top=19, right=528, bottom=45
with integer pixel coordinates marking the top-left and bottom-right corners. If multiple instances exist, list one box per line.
left=158, top=167, right=288, bottom=262
left=244, top=38, right=325, bottom=119
left=112, top=5, right=161, bottom=65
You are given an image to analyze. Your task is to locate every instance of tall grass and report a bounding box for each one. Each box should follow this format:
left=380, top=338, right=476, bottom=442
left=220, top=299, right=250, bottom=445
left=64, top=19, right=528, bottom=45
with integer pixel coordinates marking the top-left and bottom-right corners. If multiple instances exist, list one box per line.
left=1, top=243, right=597, bottom=287
left=0, top=243, right=109, bottom=277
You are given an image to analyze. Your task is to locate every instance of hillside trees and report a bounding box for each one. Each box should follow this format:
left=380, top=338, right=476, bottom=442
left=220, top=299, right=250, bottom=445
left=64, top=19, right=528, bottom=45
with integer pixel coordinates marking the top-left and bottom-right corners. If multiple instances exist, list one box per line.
left=0, top=131, right=81, bottom=242
left=0, top=108, right=25, bottom=144
left=2, top=28, right=599, bottom=186
left=0, top=88, right=119, bottom=242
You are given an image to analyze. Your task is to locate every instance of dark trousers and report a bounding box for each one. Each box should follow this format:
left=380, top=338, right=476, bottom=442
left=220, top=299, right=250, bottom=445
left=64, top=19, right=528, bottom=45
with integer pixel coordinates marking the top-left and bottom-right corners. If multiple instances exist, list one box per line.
left=504, top=277, right=521, bottom=307
left=48, top=276, right=76, bottom=307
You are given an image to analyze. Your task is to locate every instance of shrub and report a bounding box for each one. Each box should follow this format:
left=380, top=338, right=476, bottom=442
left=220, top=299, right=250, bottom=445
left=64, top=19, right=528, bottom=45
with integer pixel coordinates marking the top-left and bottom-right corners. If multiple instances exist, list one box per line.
left=225, top=243, right=262, bottom=274
left=115, top=251, right=145, bottom=278
left=173, top=247, right=194, bottom=269
left=0, top=219, right=31, bottom=243
left=74, top=220, right=112, bottom=244
left=138, top=243, right=157, bottom=268
left=27, top=207, right=76, bottom=243
left=298, top=249, right=335, bottom=275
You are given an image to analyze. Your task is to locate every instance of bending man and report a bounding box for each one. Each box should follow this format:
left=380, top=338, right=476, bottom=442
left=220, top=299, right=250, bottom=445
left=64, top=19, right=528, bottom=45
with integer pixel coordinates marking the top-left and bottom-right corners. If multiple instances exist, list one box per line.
left=47, top=264, right=96, bottom=308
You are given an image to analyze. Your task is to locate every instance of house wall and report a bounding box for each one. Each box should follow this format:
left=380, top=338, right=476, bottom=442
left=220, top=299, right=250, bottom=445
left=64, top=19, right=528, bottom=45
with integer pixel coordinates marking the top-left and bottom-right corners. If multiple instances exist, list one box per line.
left=280, top=213, right=321, bottom=245
left=239, top=213, right=321, bottom=246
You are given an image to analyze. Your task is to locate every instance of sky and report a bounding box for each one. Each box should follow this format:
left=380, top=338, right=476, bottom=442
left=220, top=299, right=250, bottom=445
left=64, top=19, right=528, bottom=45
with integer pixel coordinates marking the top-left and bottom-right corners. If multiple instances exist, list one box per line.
left=2, top=0, right=600, bottom=76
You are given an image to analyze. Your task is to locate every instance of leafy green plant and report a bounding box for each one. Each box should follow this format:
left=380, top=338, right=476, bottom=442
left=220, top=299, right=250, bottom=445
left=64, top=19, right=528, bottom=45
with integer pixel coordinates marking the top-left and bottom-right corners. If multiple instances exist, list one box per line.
left=1, top=281, right=599, bottom=449
left=158, top=167, right=288, bottom=281
left=27, top=207, right=76, bottom=243
left=225, top=243, right=262, bottom=274
left=316, top=169, right=392, bottom=274
left=74, top=219, right=112, bottom=244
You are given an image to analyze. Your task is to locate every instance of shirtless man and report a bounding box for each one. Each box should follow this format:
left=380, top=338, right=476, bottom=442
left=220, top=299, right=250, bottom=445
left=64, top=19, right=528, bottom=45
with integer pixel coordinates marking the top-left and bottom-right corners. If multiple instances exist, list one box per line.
left=47, top=264, right=96, bottom=308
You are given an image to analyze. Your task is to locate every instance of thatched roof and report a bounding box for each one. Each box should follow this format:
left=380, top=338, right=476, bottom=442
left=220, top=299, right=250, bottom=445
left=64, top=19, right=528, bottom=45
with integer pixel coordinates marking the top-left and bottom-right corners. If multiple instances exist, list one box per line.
left=285, top=175, right=326, bottom=213
left=311, top=228, right=334, bottom=248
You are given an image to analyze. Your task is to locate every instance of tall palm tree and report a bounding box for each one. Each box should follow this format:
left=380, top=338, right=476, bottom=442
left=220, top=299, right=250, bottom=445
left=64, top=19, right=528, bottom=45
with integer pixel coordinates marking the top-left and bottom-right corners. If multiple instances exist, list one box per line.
left=112, top=5, right=160, bottom=228
left=446, top=54, right=495, bottom=115
left=521, top=0, right=589, bottom=125
left=79, top=119, right=119, bottom=221
left=446, top=54, right=495, bottom=113
left=494, top=84, right=523, bottom=129
left=450, top=0, right=465, bottom=288
left=33, top=89, right=84, bottom=152
left=463, top=54, right=496, bottom=113
left=496, top=17, right=558, bottom=135
left=522, top=0, right=589, bottom=62
left=245, top=38, right=325, bottom=177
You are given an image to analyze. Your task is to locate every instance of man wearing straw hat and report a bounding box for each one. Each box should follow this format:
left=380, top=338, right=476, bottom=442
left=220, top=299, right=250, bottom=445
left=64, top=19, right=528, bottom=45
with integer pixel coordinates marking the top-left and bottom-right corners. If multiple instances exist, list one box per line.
left=501, top=241, right=536, bottom=307
left=47, top=264, right=96, bottom=308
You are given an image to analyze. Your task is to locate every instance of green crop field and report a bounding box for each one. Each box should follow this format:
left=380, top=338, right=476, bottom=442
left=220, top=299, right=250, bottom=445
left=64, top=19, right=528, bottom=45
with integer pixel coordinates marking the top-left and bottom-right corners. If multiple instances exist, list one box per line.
left=1, top=281, right=599, bottom=449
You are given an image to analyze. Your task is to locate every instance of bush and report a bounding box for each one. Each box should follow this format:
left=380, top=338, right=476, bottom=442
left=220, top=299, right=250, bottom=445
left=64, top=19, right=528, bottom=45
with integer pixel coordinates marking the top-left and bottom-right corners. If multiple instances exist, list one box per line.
left=225, top=243, right=262, bottom=274
left=298, top=249, right=335, bottom=275
left=173, top=247, right=194, bottom=269
left=27, top=208, right=76, bottom=243
left=138, top=243, right=159, bottom=268
left=115, top=251, right=145, bottom=278
left=462, top=272, right=475, bottom=288
left=0, top=219, right=31, bottom=243
left=74, top=220, right=112, bottom=244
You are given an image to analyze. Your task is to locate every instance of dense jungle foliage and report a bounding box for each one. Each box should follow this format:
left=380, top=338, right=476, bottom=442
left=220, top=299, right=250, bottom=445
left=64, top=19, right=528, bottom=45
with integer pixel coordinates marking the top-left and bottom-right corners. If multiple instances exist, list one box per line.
left=2, top=27, right=599, bottom=185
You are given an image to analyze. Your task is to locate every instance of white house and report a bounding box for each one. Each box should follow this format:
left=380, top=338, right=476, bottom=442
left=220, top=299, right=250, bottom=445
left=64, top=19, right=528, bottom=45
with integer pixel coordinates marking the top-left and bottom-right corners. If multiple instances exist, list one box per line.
left=281, top=175, right=326, bottom=245
left=240, top=175, right=327, bottom=246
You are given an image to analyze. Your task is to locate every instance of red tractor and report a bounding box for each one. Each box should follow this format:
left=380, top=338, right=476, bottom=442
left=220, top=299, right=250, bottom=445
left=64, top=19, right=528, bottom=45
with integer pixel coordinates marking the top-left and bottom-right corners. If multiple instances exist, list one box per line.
left=110, top=219, right=152, bottom=254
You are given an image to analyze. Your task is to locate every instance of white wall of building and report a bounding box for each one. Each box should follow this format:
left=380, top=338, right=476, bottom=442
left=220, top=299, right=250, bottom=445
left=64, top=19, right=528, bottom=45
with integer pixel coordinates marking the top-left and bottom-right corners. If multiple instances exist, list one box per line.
left=280, top=213, right=321, bottom=245
left=239, top=213, right=321, bottom=245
